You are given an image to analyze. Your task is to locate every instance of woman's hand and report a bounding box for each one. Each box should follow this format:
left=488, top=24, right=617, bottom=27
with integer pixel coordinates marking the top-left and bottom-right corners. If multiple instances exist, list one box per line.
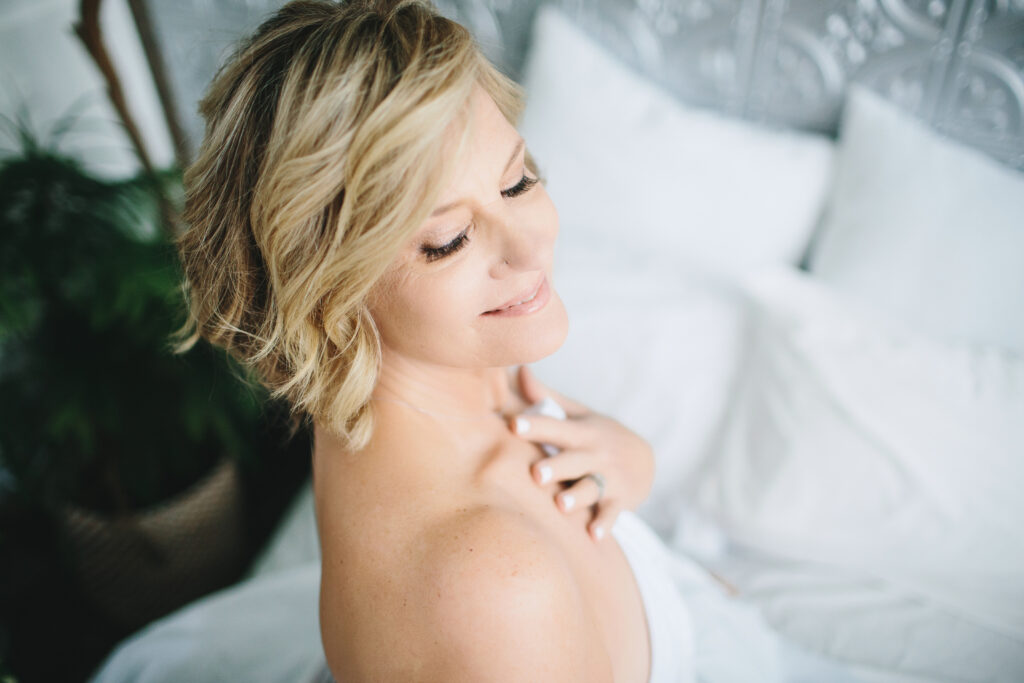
left=507, top=365, right=655, bottom=543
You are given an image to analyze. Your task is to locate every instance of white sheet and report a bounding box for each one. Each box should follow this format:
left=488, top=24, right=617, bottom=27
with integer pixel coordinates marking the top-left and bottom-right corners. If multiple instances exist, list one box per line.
left=89, top=562, right=326, bottom=683
left=687, top=542, right=1024, bottom=683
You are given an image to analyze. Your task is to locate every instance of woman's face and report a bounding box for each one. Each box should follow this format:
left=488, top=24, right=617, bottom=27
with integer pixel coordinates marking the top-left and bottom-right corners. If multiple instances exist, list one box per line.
left=368, top=85, right=568, bottom=369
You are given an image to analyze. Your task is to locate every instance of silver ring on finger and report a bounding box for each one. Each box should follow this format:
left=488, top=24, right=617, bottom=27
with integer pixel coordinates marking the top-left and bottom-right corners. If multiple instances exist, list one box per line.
left=584, top=471, right=606, bottom=501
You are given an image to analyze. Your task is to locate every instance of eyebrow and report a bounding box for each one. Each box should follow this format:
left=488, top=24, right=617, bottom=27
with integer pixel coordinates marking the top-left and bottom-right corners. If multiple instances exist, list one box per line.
left=430, top=137, right=525, bottom=217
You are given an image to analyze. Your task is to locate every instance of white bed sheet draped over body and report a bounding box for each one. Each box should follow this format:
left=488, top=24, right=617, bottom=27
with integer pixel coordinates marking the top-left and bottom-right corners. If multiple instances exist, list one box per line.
left=612, top=508, right=867, bottom=683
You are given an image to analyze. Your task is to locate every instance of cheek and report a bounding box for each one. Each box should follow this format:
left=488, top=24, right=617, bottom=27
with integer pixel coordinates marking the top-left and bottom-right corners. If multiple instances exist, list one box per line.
left=537, top=186, right=559, bottom=240
left=380, top=272, right=478, bottom=340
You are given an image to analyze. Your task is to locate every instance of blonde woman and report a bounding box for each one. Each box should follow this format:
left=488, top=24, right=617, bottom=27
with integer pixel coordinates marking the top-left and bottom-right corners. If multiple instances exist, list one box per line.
left=173, top=2, right=864, bottom=682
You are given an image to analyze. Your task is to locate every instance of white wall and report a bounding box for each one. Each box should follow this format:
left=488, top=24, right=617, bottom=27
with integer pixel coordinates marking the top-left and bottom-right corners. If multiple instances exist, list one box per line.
left=0, top=0, right=174, bottom=179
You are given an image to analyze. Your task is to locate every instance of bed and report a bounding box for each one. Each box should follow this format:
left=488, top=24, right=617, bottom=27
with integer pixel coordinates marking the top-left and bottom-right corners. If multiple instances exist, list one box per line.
left=90, top=1, right=1024, bottom=681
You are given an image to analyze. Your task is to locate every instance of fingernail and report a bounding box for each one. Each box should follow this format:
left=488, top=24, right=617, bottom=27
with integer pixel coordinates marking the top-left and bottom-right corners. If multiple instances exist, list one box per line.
left=561, top=493, right=574, bottom=511
left=515, top=417, right=530, bottom=434
left=537, top=464, right=552, bottom=484
left=594, top=525, right=604, bottom=540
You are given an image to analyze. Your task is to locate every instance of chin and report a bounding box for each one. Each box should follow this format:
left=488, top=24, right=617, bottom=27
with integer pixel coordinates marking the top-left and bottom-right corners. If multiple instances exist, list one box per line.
left=512, top=295, right=570, bottom=365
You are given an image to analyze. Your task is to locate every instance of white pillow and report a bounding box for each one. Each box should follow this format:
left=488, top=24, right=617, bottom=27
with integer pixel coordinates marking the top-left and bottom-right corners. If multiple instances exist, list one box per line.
left=807, top=84, right=1024, bottom=353
left=517, top=4, right=835, bottom=275
left=689, top=264, right=1024, bottom=641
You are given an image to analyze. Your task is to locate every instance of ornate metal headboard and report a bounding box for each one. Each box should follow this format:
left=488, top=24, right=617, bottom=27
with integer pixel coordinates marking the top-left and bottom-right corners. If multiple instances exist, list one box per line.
left=136, top=0, right=1024, bottom=171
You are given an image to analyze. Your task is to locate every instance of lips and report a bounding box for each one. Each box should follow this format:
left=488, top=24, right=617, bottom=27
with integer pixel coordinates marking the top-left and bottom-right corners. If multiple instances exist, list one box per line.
left=481, top=274, right=548, bottom=317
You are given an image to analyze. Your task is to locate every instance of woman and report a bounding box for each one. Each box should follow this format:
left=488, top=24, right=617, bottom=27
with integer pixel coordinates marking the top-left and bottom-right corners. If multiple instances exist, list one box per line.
left=172, top=2, right=854, bottom=682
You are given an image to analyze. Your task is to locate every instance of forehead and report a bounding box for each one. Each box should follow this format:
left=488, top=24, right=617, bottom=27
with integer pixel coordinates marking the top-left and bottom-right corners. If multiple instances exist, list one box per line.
left=436, top=86, right=517, bottom=194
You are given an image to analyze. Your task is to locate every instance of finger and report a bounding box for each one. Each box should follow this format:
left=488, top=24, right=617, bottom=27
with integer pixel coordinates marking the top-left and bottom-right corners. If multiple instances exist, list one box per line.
left=588, top=501, right=621, bottom=542
left=529, top=449, right=604, bottom=487
left=554, top=473, right=605, bottom=514
left=510, top=413, right=589, bottom=450
left=518, top=365, right=589, bottom=417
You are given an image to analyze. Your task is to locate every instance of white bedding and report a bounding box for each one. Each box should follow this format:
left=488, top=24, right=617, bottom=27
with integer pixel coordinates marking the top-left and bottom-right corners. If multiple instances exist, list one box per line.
left=90, top=562, right=326, bottom=683
left=694, top=544, right=1024, bottom=683
left=676, top=265, right=1024, bottom=683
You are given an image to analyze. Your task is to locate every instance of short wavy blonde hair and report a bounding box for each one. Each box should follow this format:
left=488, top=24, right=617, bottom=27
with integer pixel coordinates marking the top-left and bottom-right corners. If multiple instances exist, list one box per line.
left=172, top=0, right=543, bottom=452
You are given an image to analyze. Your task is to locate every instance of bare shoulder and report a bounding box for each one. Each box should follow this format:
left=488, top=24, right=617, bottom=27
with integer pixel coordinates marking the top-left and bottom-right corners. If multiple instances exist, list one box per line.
left=413, top=507, right=615, bottom=682
left=322, top=505, right=615, bottom=683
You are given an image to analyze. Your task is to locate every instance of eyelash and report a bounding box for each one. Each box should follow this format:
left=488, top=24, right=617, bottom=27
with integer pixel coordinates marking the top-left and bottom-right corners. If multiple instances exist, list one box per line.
left=421, top=173, right=540, bottom=262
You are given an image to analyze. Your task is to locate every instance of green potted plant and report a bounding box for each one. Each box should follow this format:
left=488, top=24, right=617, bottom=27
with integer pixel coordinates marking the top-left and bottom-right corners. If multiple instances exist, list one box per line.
left=0, top=115, right=276, bottom=632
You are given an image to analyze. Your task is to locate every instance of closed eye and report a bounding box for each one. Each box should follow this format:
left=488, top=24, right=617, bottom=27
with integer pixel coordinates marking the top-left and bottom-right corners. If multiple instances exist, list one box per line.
left=421, top=231, right=469, bottom=262
left=501, top=173, right=539, bottom=199
left=420, top=172, right=540, bottom=262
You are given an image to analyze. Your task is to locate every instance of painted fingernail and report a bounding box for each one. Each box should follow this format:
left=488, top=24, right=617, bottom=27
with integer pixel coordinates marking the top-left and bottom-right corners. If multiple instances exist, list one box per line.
left=594, top=525, right=604, bottom=540
left=515, top=417, right=530, bottom=434
left=561, top=493, right=574, bottom=511
left=537, top=464, right=552, bottom=484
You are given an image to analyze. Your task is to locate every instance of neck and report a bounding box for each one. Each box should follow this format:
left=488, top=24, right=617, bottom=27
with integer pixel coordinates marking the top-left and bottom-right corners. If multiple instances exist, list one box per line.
left=372, top=344, right=516, bottom=419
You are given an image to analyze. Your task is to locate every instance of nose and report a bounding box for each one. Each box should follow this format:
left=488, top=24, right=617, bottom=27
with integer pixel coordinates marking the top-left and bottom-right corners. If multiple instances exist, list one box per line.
left=485, top=204, right=553, bottom=277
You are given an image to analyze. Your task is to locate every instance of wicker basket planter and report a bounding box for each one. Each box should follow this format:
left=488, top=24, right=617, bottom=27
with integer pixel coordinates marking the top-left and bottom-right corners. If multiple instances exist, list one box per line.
left=56, top=455, right=246, bottom=632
